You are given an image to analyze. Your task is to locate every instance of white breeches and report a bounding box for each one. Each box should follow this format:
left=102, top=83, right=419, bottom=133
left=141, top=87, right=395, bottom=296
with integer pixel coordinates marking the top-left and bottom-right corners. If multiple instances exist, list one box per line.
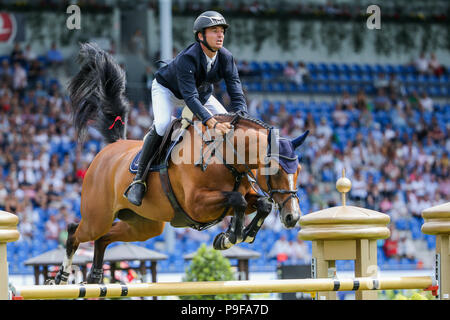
left=151, top=78, right=227, bottom=136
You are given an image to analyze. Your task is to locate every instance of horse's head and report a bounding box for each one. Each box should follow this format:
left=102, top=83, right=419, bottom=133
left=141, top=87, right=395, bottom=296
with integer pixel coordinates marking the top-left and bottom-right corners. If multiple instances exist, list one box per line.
left=263, top=130, right=309, bottom=228
left=212, top=113, right=309, bottom=228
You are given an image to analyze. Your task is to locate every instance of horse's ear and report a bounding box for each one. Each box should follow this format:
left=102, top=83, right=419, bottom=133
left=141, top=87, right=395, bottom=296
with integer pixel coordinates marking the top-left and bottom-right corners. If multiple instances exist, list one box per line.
left=291, top=130, right=309, bottom=149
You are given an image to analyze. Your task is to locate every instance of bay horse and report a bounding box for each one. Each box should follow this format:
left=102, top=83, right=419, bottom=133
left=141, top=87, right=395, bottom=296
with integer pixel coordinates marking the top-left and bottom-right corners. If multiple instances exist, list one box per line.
left=53, top=43, right=309, bottom=284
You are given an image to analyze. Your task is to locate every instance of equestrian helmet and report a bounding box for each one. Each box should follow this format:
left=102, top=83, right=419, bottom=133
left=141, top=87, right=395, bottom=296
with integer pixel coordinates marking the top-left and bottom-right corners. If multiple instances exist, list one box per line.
left=193, top=11, right=229, bottom=39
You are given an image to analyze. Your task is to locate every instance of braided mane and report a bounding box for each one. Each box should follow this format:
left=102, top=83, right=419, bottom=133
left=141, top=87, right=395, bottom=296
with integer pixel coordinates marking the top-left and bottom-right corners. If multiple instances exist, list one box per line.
left=213, top=112, right=273, bottom=130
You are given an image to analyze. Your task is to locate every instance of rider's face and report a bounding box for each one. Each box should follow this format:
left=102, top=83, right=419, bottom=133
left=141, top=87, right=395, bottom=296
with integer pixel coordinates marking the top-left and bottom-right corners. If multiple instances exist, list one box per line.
left=200, top=26, right=225, bottom=51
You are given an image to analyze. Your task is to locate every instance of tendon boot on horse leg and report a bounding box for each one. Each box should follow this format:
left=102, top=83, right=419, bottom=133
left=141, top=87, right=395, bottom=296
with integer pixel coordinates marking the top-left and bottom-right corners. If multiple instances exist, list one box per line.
left=243, top=197, right=273, bottom=244
left=213, top=192, right=247, bottom=250
left=124, top=125, right=162, bottom=206
left=53, top=223, right=80, bottom=285
left=86, top=236, right=111, bottom=284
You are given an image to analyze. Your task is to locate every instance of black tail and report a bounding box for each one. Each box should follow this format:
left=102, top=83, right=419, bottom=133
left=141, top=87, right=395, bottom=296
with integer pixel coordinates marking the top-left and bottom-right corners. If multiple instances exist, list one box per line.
left=68, top=42, right=130, bottom=144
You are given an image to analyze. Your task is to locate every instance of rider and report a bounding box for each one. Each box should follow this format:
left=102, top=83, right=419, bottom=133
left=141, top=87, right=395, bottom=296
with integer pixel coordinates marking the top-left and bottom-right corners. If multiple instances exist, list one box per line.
left=124, top=11, right=248, bottom=206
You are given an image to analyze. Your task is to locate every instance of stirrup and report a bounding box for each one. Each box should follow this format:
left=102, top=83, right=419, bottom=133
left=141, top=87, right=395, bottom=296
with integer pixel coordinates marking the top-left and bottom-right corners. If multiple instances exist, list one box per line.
left=123, top=180, right=148, bottom=197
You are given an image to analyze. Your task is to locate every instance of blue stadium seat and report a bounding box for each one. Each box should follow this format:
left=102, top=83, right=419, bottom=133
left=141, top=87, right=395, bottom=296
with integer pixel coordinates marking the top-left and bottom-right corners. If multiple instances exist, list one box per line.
left=273, top=61, right=285, bottom=73
left=37, top=55, right=49, bottom=67
left=296, top=101, right=306, bottom=111
left=317, top=63, right=327, bottom=73
left=350, top=63, right=361, bottom=74
left=362, top=64, right=373, bottom=74
left=350, top=74, right=362, bottom=82
left=338, top=63, right=350, bottom=74
left=405, top=65, right=416, bottom=74
left=395, top=219, right=406, bottom=230
left=411, top=227, right=423, bottom=240
left=316, top=73, right=327, bottom=82
left=391, top=64, right=403, bottom=74
left=317, top=83, right=330, bottom=94
left=249, top=61, right=261, bottom=73
left=385, top=64, right=395, bottom=74
left=329, top=63, right=339, bottom=74
left=377, top=248, right=385, bottom=265
left=261, top=71, right=273, bottom=80
left=328, top=73, right=339, bottom=82
left=429, top=75, right=439, bottom=84
left=338, top=73, right=350, bottom=82
left=417, top=74, right=428, bottom=83
left=406, top=85, right=419, bottom=95
left=361, top=74, right=373, bottom=83
left=374, top=64, right=385, bottom=74
left=261, top=61, right=271, bottom=73
left=397, top=64, right=408, bottom=74
left=306, top=62, right=317, bottom=73
left=405, top=73, right=417, bottom=83
left=286, top=82, right=299, bottom=93
left=426, top=234, right=436, bottom=249
left=285, top=100, right=295, bottom=112
left=396, top=73, right=406, bottom=82
left=246, top=81, right=262, bottom=92
left=427, top=86, right=439, bottom=97
left=439, top=74, right=448, bottom=83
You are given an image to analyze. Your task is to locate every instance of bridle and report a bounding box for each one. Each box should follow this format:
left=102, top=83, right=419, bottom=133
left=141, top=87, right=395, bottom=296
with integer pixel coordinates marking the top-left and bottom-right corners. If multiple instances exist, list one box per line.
left=208, top=114, right=300, bottom=212
left=260, top=133, right=299, bottom=211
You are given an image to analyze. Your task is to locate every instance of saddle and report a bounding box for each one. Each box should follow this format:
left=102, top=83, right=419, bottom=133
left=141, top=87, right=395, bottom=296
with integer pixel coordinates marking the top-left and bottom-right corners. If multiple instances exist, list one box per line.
left=130, top=107, right=194, bottom=174
left=129, top=107, right=222, bottom=230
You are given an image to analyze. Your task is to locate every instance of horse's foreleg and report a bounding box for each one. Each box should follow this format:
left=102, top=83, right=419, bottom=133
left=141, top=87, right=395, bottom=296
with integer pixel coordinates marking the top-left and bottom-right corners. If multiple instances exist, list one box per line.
left=243, top=197, right=273, bottom=244
left=53, top=223, right=80, bottom=285
left=213, top=191, right=247, bottom=250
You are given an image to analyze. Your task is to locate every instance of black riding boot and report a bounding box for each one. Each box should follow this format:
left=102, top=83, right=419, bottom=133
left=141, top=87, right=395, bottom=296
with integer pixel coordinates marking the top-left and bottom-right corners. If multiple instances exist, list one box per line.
left=124, top=126, right=162, bottom=206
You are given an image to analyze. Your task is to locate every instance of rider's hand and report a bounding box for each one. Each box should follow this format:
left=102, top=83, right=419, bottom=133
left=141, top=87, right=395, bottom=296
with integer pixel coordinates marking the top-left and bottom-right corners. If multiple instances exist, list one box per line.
left=206, top=118, right=232, bottom=136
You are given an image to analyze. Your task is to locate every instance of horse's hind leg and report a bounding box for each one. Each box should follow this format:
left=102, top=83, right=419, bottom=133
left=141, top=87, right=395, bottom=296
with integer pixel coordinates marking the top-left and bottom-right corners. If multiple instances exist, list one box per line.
left=87, top=211, right=165, bottom=284
left=53, top=223, right=80, bottom=285
left=86, top=225, right=114, bottom=284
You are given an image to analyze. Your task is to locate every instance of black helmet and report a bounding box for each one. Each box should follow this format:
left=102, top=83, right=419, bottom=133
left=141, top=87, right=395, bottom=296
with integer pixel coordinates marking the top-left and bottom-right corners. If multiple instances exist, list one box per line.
left=193, top=11, right=228, bottom=52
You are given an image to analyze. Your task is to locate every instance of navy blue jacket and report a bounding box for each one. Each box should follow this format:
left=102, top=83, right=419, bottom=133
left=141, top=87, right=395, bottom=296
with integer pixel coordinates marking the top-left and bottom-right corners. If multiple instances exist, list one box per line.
left=155, top=42, right=247, bottom=124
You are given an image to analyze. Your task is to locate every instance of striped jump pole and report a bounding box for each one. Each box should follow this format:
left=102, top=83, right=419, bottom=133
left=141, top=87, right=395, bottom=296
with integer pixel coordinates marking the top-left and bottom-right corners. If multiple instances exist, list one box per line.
left=12, top=276, right=436, bottom=300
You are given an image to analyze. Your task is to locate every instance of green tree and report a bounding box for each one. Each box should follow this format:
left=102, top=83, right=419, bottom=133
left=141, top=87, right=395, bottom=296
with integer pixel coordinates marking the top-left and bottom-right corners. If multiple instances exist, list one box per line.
left=180, top=244, right=243, bottom=300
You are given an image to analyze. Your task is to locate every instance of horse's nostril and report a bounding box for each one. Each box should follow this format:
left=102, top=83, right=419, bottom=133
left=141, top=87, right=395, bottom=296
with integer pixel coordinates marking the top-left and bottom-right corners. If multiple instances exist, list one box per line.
left=286, top=214, right=293, bottom=224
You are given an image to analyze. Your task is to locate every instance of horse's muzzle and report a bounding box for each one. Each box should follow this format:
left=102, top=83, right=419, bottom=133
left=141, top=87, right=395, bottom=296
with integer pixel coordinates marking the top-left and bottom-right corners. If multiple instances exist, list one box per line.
left=281, top=210, right=300, bottom=228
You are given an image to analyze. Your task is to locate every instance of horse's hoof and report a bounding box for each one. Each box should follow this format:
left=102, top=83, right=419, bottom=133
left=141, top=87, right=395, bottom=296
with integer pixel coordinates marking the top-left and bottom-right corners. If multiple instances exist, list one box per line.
left=44, top=279, right=56, bottom=285
left=243, top=234, right=255, bottom=244
left=213, top=232, right=233, bottom=250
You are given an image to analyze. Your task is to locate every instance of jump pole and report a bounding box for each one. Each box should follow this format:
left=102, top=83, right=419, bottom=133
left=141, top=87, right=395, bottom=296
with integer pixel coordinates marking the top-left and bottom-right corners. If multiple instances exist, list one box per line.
left=12, top=276, right=435, bottom=300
